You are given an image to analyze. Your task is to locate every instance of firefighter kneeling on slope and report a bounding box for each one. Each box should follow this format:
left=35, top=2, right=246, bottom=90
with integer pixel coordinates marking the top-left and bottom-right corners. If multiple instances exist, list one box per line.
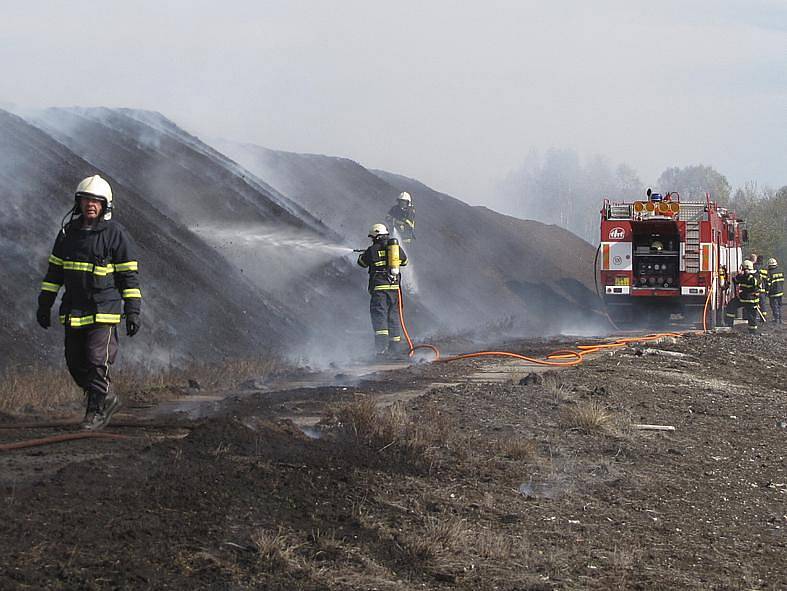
left=724, top=259, right=760, bottom=333
left=357, top=223, right=409, bottom=357
left=767, top=258, right=784, bottom=324
left=36, top=175, right=142, bottom=430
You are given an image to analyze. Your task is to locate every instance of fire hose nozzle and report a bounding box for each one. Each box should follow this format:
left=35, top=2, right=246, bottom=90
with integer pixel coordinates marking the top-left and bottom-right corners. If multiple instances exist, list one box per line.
left=352, top=249, right=365, bottom=253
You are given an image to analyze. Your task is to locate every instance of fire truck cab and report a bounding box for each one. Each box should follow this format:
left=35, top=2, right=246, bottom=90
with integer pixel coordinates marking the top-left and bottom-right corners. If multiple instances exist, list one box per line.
left=599, top=191, right=746, bottom=328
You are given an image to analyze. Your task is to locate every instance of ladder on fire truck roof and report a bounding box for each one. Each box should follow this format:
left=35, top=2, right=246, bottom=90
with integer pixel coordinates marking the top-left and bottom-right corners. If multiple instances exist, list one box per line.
left=685, top=221, right=701, bottom=273
left=677, top=201, right=708, bottom=222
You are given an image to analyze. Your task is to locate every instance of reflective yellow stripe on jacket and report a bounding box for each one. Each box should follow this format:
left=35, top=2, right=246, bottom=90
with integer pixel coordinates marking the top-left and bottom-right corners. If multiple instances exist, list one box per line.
left=40, top=281, right=62, bottom=293
left=58, top=313, right=122, bottom=327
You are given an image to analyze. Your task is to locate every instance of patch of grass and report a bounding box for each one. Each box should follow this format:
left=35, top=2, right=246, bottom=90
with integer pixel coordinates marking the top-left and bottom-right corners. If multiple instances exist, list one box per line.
left=560, top=400, right=616, bottom=432
left=496, top=436, right=538, bottom=461
left=474, top=529, right=516, bottom=560
left=308, top=529, right=344, bottom=562
left=250, top=528, right=303, bottom=572
left=0, top=365, right=80, bottom=414
left=332, top=398, right=438, bottom=464
left=424, top=516, right=468, bottom=550
left=542, top=373, right=572, bottom=402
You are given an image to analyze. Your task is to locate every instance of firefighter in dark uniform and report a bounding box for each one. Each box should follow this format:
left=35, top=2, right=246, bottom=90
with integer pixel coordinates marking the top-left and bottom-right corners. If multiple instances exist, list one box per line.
left=385, top=192, right=416, bottom=243
left=357, top=223, right=409, bottom=356
left=724, top=259, right=759, bottom=333
left=767, top=258, right=783, bottom=324
left=36, top=175, right=142, bottom=430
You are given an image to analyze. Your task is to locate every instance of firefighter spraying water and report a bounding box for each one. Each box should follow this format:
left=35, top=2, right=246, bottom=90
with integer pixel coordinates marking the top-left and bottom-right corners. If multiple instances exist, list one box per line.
left=356, top=223, right=409, bottom=358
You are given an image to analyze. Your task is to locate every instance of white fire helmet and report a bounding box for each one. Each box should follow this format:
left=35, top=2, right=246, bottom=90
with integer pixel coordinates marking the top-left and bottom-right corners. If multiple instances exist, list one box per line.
left=768, top=258, right=778, bottom=267
left=368, top=223, right=389, bottom=238
left=398, top=191, right=412, bottom=204
left=742, top=260, right=754, bottom=271
left=75, top=175, right=113, bottom=220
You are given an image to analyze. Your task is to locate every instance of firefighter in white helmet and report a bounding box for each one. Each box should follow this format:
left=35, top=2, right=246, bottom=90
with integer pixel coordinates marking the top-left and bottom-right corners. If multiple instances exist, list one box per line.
left=385, top=191, right=416, bottom=243
left=766, top=258, right=783, bottom=324
left=36, top=175, right=142, bottom=430
left=724, top=259, right=759, bottom=333
left=357, top=223, right=409, bottom=356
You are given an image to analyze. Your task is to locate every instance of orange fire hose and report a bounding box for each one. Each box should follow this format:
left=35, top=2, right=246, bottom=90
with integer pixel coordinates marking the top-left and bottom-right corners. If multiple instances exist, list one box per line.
left=0, top=431, right=130, bottom=452
left=397, top=286, right=686, bottom=368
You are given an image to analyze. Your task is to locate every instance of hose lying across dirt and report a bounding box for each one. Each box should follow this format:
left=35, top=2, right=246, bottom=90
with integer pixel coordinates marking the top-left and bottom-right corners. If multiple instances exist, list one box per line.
left=397, top=286, right=686, bottom=367
left=0, top=431, right=129, bottom=452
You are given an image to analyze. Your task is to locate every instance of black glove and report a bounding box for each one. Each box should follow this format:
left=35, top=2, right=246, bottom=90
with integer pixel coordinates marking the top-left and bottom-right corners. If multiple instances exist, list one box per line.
left=36, top=306, right=51, bottom=329
left=125, top=313, right=141, bottom=337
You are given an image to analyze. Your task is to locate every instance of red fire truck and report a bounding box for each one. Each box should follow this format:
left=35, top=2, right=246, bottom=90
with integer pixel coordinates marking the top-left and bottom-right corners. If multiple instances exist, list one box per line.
left=599, top=191, right=746, bottom=328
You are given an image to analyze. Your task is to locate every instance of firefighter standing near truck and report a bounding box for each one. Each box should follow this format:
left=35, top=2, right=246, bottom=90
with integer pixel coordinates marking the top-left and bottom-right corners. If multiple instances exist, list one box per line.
left=767, top=258, right=784, bottom=324
left=724, top=259, right=760, bottom=333
left=357, top=223, right=409, bottom=357
left=36, top=175, right=142, bottom=430
left=386, top=192, right=416, bottom=243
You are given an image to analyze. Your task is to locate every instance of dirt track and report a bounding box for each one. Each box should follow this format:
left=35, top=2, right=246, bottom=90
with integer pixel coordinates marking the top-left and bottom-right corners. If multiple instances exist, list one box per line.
left=2, top=327, right=786, bottom=590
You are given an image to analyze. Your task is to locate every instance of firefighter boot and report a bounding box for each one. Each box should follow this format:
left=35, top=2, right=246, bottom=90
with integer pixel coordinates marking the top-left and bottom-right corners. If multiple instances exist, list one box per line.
left=80, top=390, right=102, bottom=430
left=82, top=389, right=121, bottom=431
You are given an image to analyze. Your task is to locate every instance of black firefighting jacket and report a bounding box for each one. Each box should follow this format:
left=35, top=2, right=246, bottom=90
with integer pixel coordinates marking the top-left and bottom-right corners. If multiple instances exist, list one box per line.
left=357, top=237, right=408, bottom=293
left=758, top=267, right=769, bottom=294
left=386, top=204, right=416, bottom=240
left=768, top=266, right=784, bottom=297
left=38, top=218, right=142, bottom=328
left=732, top=272, right=759, bottom=304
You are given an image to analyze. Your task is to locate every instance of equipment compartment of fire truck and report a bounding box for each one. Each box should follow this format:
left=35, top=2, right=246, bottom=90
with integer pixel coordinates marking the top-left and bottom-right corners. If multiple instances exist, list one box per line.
left=599, top=190, right=747, bottom=328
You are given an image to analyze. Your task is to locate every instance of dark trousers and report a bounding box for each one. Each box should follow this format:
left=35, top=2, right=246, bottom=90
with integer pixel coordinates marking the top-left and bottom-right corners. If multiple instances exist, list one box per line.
left=760, top=293, right=768, bottom=318
left=369, top=289, right=402, bottom=352
left=770, top=296, right=783, bottom=323
left=724, top=298, right=759, bottom=332
left=65, top=324, right=119, bottom=398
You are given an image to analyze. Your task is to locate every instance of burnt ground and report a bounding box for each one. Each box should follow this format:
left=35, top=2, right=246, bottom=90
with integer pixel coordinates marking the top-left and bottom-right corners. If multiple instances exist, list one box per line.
left=1, top=326, right=786, bottom=590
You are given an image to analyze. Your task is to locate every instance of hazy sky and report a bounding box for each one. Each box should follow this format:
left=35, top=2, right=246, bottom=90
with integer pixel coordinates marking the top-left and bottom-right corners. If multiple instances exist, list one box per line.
left=2, top=0, right=785, bottom=203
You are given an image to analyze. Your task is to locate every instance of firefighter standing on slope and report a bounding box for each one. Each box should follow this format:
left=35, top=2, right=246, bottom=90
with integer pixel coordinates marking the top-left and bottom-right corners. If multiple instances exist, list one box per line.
left=357, top=223, right=409, bottom=357
left=724, top=259, right=759, bottom=333
left=767, top=258, right=784, bottom=324
left=36, top=175, right=142, bottom=430
left=386, top=191, right=416, bottom=243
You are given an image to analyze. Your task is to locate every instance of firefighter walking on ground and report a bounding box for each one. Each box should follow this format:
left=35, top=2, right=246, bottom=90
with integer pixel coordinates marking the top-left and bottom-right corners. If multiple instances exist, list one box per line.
left=724, top=259, right=760, bottom=333
left=386, top=192, right=416, bottom=243
left=357, top=223, right=409, bottom=357
left=767, top=258, right=784, bottom=324
left=36, top=175, right=142, bottom=430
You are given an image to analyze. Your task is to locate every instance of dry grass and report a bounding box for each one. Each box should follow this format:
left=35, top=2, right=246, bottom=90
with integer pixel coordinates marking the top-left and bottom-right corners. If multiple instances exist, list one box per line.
left=474, top=529, right=517, bottom=560
left=332, top=398, right=442, bottom=463
left=542, top=372, right=573, bottom=402
left=0, top=366, right=80, bottom=414
left=496, top=436, right=538, bottom=461
left=560, top=400, right=616, bottom=432
left=0, top=355, right=283, bottom=415
left=250, top=528, right=303, bottom=572
left=424, top=516, right=468, bottom=549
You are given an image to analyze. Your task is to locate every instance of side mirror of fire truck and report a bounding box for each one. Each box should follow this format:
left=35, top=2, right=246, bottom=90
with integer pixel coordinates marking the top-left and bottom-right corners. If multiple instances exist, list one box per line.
left=741, top=229, right=749, bottom=243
